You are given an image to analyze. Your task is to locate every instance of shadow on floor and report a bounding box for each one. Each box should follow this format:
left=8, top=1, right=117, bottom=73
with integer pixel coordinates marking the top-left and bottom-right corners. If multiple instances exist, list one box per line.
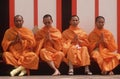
left=0, top=61, right=120, bottom=76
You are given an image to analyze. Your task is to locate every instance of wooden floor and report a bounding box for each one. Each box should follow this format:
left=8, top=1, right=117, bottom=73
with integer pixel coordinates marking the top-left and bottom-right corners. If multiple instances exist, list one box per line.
left=0, top=75, right=120, bottom=79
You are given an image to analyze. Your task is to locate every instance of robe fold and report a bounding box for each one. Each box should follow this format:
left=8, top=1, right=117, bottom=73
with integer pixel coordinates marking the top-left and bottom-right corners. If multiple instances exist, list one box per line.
left=34, top=26, right=64, bottom=68
left=62, top=26, right=90, bottom=67
left=2, top=27, right=39, bottom=69
left=88, top=27, right=120, bottom=71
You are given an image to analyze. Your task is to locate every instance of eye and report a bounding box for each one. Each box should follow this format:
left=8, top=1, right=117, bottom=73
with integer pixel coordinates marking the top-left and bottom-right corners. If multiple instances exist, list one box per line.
left=45, top=22, right=50, bottom=24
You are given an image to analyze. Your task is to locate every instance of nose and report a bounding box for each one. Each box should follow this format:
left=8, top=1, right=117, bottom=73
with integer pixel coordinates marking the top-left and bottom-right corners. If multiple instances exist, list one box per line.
left=17, top=21, right=21, bottom=24
left=99, top=23, right=103, bottom=25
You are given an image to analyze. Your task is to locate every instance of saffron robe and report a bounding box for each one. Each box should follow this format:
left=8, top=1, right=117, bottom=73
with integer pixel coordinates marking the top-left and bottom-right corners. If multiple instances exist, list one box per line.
left=88, top=27, right=120, bottom=71
left=62, top=26, right=90, bottom=67
left=34, top=26, right=64, bottom=68
left=2, top=27, right=39, bottom=69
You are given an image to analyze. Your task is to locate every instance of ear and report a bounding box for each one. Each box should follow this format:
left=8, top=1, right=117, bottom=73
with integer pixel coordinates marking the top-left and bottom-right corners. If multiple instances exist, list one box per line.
left=51, top=19, right=53, bottom=22
left=22, top=20, right=24, bottom=23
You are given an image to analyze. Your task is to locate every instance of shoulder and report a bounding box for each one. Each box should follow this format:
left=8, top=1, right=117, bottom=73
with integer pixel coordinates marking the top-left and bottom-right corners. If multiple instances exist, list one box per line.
left=104, top=29, right=111, bottom=33
left=50, top=26, right=61, bottom=32
left=22, top=27, right=32, bottom=31
left=4, top=28, right=13, bottom=34
left=103, top=29, right=113, bottom=35
left=21, top=27, right=34, bottom=35
left=62, top=29, right=69, bottom=34
left=78, top=27, right=86, bottom=32
left=88, top=29, right=96, bottom=36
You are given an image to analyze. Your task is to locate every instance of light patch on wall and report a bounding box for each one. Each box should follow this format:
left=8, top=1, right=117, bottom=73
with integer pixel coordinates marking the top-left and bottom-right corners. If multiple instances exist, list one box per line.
left=38, top=0, right=56, bottom=28
left=15, top=0, right=34, bottom=30
left=77, top=0, right=95, bottom=34
left=99, top=0, right=117, bottom=42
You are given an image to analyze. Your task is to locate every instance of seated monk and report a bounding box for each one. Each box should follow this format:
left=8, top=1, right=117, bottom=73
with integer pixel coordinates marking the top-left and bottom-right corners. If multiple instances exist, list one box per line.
left=2, top=15, right=39, bottom=76
left=34, top=14, right=64, bottom=75
left=88, top=16, right=120, bottom=75
left=62, top=15, right=92, bottom=75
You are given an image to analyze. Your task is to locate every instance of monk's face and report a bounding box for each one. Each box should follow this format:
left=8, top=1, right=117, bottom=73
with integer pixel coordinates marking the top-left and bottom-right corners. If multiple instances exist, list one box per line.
left=95, top=18, right=105, bottom=29
left=43, top=17, right=53, bottom=27
left=70, top=16, right=80, bottom=26
left=14, top=16, right=24, bottom=28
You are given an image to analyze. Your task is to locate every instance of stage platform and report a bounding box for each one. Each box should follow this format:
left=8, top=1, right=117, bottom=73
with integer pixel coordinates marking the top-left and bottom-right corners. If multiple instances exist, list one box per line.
left=0, top=75, right=120, bottom=79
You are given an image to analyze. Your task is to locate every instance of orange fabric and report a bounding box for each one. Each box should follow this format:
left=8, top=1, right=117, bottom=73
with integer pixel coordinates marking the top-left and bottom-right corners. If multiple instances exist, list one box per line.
left=62, top=26, right=90, bottom=67
left=2, top=27, right=39, bottom=69
left=88, top=27, right=120, bottom=71
left=34, top=26, right=64, bottom=68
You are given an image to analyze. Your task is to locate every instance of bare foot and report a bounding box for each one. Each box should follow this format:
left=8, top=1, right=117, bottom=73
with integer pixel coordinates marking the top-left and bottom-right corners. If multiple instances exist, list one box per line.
left=68, top=68, right=74, bottom=75
left=108, top=71, right=114, bottom=75
left=85, top=71, right=92, bottom=75
left=18, top=69, right=27, bottom=76
left=10, top=68, right=21, bottom=76
left=101, top=71, right=108, bottom=75
left=68, top=71, right=74, bottom=75
left=52, top=70, right=60, bottom=76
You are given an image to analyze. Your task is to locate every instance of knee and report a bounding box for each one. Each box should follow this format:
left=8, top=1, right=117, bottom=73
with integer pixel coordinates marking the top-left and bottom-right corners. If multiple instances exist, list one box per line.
left=82, top=46, right=88, bottom=50
left=3, top=52, right=11, bottom=57
left=57, top=51, right=64, bottom=57
left=40, top=49, right=47, bottom=54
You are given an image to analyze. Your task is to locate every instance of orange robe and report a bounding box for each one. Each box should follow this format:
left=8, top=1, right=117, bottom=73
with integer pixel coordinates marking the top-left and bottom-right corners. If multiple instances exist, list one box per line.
left=88, top=27, right=120, bottom=71
left=2, top=27, right=39, bottom=69
left=62, top=26, right=90, bottom=67
left=34, top=26, right=64, bottom=68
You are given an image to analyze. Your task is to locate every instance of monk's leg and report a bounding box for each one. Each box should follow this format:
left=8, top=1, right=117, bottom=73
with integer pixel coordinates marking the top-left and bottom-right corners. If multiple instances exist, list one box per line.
left=84, top=65, right=92, bottom=75
left=40, top=49, right=60, bottom=75
left=68, top=61, right=74, bottom=75
left=3, top=52, right=18, bottom=66
left=17, top=52, right=39, bottom=76
left=3, top=52, right=21, bottom=76
left=47, top=61, right=60, bottom=75
left=80, top=46, right=92, bottom=75
left=10, top=66, right=25, bottom=76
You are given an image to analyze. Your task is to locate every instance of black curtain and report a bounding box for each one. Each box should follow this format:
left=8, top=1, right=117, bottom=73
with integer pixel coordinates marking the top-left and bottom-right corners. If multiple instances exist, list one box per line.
left=62, top=0, right=71, bottom=31
left=0, top=0, right=9, bottom=53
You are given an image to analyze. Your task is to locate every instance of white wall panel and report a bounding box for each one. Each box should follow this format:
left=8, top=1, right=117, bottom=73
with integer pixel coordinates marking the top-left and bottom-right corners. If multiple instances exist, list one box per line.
left=14, top=0, right=117, bottom=41
left=15, top=0, right=34, bottom=30
left=38, top=0, right=56, bottom=28
left=99, top=0, right=117, bottom=41
left=77, top=0, right=95, bottom=34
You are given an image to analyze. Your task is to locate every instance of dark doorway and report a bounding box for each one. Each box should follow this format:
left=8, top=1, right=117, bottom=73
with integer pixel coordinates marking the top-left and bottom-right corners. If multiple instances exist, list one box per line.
left=62, top=0, right=71, bottom=31
left=0, top=0, right=9, bottom=55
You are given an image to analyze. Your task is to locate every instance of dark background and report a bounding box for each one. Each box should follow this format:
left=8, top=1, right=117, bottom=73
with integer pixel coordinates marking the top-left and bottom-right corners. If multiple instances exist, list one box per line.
left=0, top=0, right=9, bottom=54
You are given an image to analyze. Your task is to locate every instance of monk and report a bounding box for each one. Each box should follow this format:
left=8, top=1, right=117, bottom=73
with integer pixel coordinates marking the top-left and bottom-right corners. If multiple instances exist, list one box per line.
left=34, top=14, right=64, bottom=75
left=2, top=15, right=39, bottom=76
left=88, top=16, right=120, bottom=75
left=62, top=15, right=92, bottom=75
